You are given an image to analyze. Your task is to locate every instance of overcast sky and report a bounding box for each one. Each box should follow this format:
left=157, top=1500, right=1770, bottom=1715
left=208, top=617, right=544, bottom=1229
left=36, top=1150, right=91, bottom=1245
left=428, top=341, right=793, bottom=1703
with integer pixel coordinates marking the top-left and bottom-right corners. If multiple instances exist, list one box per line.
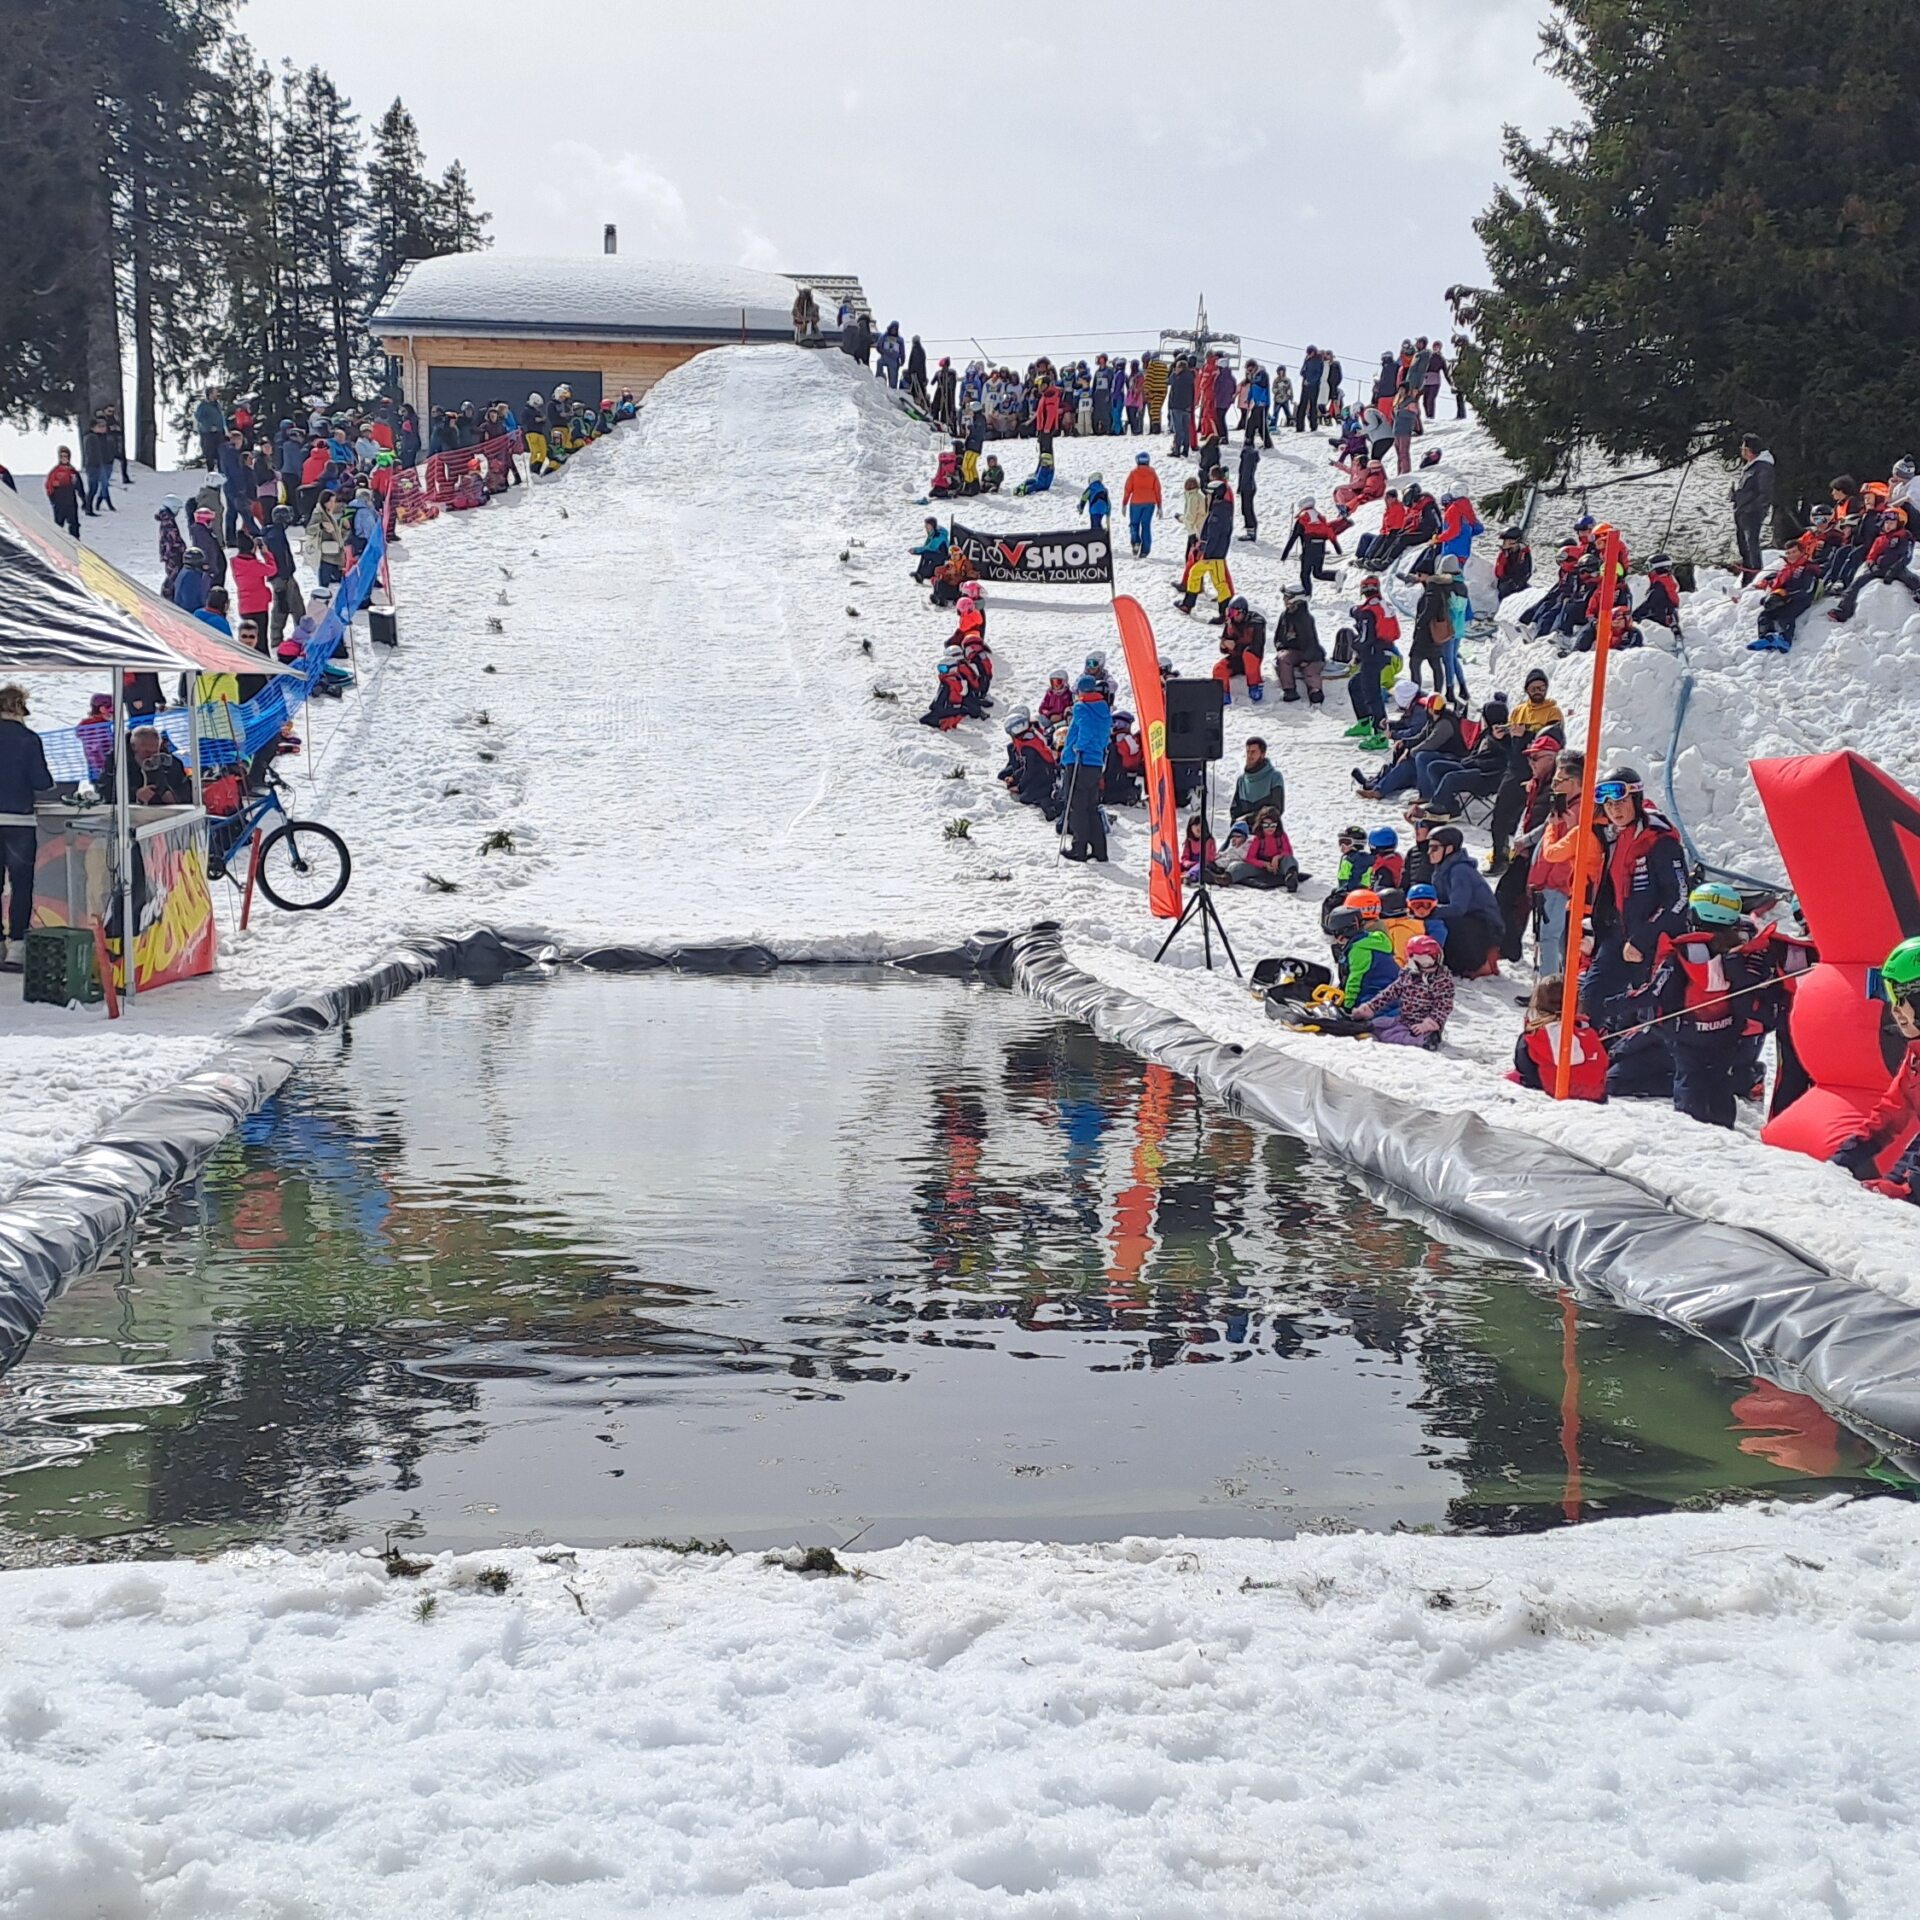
left=5, top=0, right=1573, bottom=472
left=238, top=0, right=1573, bottom=361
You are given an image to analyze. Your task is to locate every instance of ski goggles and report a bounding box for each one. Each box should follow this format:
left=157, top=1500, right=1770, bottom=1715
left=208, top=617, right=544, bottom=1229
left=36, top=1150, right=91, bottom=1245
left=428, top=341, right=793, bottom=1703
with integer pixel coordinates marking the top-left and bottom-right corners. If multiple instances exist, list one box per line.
left=1592, top=780, right=1640, bottom=805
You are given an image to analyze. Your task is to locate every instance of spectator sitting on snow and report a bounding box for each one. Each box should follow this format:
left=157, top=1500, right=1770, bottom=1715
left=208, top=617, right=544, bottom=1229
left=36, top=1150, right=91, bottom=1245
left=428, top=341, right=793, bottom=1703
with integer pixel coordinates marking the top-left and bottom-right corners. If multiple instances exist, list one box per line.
left=1107, top=710, right=1144, bottom=803
left=1222, top=807, right=1300, bottom=891
left=1037, top=668, right=1073, bottom=730
left=1337, top=891, right=1402, bottom=1007
left=1494, top=527, right=1533, bottom=600
left=1214, top=596, right=1268, bottom=705
left=1747, top=533, right=1823, bottom=654
left=1510, top=977, right=1609, bottom=1100
left=910, top=517, right=951, bottom=581
left=1354, top=934, right=1453, bottom=1047
left=1081, top=650, right=1115, bottom=704
left=1230, top=736, right=1286, bottom=823
left=981, top=455, right=1004, bottom=495
left=1634, top=553, right=1683, bottom=630
left=1182, top=813, right=1221, bottom=884
left=921, top=646, right=970, bottom=730
left=1827, top=505, right=1920, bottom=625
left=1272, top=590, right=1326, bottom=704
left=929, top=551, right=976, bottom=608
left=1000, top=711, right=1060, bottom=812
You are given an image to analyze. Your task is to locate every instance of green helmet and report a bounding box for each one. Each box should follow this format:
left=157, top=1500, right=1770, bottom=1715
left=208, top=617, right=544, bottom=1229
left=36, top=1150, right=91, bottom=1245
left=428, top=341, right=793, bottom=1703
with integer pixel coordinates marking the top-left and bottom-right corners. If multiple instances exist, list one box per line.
left=1687, top=882, right=1745, bottom=927
left=1880, top=936, right=1920, bottom=1000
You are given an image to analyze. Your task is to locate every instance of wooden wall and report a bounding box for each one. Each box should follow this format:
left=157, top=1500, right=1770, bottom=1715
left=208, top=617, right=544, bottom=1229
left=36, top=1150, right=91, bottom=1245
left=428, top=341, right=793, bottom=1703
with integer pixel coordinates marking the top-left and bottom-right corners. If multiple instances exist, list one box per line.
left=378, top=334, right=720, bottom=414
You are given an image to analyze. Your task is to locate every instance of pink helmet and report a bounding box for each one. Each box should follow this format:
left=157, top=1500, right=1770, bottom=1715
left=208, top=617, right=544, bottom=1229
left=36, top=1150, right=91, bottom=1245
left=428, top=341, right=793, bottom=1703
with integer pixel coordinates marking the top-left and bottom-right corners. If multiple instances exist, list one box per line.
left=958, top=582, right=981, bottom=601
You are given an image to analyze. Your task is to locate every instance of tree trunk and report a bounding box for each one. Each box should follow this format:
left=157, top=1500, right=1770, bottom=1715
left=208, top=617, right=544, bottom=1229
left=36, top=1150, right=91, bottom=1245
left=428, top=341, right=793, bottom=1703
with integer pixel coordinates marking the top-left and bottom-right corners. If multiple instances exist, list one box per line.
left=80, top=148, right=124, bottom=445
left=131, top=150, right=158, bottom=469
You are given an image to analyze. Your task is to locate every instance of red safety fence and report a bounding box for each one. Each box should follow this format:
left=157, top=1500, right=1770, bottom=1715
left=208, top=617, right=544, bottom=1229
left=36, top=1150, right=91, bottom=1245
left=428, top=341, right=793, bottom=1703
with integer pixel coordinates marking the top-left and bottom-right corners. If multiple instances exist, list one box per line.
left=382, top=430, right=528, bottom=532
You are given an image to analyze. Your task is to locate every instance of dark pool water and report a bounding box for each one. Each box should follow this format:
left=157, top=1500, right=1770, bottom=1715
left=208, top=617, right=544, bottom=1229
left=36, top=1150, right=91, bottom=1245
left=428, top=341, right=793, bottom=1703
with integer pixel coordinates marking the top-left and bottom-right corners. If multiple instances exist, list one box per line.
left=0, top=971, right=1901, bottom=1563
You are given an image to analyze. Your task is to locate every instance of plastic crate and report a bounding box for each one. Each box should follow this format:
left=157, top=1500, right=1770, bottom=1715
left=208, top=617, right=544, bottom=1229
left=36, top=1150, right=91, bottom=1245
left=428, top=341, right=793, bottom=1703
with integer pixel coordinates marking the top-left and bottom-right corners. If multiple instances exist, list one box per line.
left=21, top=927, right=102, bottom=1007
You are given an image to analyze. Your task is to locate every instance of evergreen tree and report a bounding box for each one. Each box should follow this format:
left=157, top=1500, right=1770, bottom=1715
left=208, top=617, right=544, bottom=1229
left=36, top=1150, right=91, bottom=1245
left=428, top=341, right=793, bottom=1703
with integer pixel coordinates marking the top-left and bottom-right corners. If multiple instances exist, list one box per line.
left=110, top=0, right=238, bottom=466
left=1458, top=0, right=1920, bottom=516
left=363, top=99, right=439, bottom=305
left=0, top=4, right=112, bottom=432
left=281, top=66, right=366, bottom=404
left=431, top=161, right=491, bottom=255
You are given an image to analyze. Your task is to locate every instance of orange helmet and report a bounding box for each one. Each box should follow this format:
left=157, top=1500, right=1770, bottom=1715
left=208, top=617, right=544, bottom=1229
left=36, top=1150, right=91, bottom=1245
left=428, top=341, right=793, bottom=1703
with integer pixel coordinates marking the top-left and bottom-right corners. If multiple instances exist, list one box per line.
left=1344, top=888, right=1383, bottom=920
left=1864, top=481, right=1891, bottom=504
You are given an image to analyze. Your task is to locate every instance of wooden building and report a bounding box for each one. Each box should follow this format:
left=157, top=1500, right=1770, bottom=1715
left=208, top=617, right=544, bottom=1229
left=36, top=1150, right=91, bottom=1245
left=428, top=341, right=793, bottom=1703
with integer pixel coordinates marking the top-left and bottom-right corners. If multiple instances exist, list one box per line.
left=371, top=254, right=853, bottom=416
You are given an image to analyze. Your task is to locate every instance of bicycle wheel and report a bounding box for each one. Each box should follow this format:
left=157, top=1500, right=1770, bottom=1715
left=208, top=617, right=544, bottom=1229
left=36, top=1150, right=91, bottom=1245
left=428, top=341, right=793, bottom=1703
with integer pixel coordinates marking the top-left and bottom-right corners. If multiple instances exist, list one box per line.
left=255, top=819, right=351, bottom=911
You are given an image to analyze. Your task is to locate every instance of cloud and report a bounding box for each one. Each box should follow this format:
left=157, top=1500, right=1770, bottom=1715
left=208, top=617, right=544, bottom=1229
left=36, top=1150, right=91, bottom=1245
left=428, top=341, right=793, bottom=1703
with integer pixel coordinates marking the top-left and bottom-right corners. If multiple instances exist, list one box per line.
left=737, top=227, right=781, bottom=271
left=547, top=140, right=689, bottom=233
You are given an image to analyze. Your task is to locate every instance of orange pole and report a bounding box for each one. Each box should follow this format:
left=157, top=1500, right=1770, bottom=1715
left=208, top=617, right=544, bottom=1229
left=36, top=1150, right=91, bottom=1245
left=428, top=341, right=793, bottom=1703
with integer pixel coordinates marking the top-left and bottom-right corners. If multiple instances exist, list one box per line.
left=90, top=918, right=120, bottom=1020
left=239, top=828, right=264, bottom=931
left=1553, top=524, right=1624, bottom=1098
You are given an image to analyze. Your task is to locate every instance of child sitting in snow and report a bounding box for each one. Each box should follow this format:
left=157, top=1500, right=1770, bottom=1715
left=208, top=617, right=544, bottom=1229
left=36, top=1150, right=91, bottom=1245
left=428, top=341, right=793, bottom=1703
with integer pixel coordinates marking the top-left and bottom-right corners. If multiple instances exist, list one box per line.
left=930, top=444, right=963, bottom=499
left=1037, top=668, right=1073, bottom=730
left=1220, top=807, right=1300, bottom=891
left=1014, top=453, right=1056, bottom=496
left=1509, top=977, right=1608, bottom=1100
left=1182, top=813, right=1221, bottom=884
left=1353, top=933, right=1453, bottom=1047
left=981, top=455, right=1005, bottom=495
left=920, top=646, right=970, bottom=730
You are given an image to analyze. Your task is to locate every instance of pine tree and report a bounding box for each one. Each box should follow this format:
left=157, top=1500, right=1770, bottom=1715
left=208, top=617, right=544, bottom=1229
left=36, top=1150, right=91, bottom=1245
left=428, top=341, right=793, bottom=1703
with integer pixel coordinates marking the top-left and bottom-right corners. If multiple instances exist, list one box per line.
left=110, top=0, right=238, bottom=466
left=431, top=161, right=491, bottom=255
left=1458, top=0, right=1920, bottom=516
left=0, top=4, right=111, bottom=431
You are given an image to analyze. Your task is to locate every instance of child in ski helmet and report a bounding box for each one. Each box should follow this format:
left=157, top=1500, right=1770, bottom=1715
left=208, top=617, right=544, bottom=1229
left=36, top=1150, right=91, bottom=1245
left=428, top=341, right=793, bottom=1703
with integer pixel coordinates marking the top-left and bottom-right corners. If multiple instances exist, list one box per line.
left=1832, top=937, right=1920, bottom=1197
left=1354, top=933, right=1454, bottom=1047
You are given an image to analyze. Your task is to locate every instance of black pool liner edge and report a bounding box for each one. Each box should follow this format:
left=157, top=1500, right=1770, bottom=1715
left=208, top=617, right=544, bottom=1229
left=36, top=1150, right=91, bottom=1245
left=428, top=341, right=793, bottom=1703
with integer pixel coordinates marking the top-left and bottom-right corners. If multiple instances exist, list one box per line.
left=1007, top=924, right=1920, bottom=1466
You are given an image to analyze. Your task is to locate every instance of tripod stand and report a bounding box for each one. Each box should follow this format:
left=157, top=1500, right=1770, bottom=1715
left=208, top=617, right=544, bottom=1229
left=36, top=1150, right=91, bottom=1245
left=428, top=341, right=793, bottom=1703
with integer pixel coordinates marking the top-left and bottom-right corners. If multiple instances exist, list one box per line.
left=1153, top=771, right=1240, bottom=976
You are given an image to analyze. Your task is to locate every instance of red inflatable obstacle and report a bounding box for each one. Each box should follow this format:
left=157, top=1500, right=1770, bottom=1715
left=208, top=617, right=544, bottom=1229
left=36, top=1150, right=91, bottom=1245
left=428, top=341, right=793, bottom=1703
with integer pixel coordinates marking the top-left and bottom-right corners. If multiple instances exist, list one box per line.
left=1754, top=751, right=1920, bottom=1163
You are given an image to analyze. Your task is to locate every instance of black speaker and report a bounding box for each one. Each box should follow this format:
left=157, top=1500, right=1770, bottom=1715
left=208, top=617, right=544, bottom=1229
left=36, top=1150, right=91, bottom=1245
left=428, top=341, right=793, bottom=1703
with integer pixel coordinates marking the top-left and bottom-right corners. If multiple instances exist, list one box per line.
left=1164, top=677, right=1225, bottom=762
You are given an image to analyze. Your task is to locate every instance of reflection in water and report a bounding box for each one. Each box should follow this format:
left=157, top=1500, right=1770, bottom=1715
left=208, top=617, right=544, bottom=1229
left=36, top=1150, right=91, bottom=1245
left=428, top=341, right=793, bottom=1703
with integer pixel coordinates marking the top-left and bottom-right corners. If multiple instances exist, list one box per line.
left=0, top=971, right=1904, bottom=1563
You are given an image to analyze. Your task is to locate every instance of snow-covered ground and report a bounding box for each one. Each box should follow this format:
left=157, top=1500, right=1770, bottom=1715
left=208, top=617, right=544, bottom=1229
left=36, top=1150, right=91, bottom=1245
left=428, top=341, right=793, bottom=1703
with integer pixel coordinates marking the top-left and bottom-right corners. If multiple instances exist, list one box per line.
left=9, top=350, right=1920, bottom=1915
left=5, top=1500, right=1920, bottom=1918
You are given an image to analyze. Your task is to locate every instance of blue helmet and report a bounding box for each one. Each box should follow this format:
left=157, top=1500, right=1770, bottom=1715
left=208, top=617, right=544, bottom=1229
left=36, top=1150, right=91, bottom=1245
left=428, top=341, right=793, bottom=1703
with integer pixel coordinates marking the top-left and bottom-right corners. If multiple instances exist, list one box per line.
left=1075, top=674, right=1100, bottom=695
left=1367, top=826, right=1400, bottom=852
left=1407, top=883, right=1439, bottom=904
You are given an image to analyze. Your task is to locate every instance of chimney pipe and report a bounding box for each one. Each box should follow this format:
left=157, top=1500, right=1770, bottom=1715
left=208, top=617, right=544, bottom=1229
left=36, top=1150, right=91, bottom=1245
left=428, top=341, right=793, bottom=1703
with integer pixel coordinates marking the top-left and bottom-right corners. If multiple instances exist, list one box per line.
left=604, top=224, right=618, bottom=256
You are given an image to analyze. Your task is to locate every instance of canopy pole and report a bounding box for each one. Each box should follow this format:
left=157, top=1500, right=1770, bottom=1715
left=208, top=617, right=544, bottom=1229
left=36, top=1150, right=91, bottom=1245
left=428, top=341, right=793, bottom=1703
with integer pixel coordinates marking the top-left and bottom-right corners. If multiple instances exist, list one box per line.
left=113, top=666, right=136, bottom=1007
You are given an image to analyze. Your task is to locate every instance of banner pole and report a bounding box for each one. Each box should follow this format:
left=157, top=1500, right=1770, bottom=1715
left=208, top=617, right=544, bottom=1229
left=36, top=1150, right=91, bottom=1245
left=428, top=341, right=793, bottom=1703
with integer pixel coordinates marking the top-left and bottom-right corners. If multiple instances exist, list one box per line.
left=1553, top=524, right=1624, bottom=1098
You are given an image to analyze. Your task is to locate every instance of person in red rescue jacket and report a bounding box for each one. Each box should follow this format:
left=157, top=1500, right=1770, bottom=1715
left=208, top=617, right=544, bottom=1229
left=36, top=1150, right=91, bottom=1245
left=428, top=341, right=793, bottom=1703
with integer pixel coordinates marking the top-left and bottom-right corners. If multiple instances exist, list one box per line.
left=1510, top=976, right=1608, bottom=1100
left=44, top=449, right=84, bottom=537
left=1280, top=500, right=1351, bottom=596
left=1493, top=528, right=1533, bottom=600
left=1832, top=937, right=1920, bottom=1200
left=1633, top=553, right=1682, bottom=629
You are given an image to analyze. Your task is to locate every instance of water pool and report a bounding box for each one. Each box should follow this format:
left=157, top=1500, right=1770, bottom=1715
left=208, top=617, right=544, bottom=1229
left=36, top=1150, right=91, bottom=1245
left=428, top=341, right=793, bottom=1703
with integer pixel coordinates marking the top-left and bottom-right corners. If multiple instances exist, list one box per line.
left=0, top=970, right=1897, bottom=1563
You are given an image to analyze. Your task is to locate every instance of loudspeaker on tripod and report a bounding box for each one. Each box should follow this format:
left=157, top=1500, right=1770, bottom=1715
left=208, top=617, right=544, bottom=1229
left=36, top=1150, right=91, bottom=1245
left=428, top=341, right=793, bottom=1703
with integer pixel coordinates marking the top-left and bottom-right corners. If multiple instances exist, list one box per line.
left=1163, top=677, right=1225, bottom=763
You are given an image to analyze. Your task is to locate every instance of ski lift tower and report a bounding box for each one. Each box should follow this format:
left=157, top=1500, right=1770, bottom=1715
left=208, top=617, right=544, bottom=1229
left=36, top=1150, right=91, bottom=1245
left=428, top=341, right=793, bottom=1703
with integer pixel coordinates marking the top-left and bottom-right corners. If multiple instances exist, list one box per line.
left=1159, top=294, right=1241, bottom=370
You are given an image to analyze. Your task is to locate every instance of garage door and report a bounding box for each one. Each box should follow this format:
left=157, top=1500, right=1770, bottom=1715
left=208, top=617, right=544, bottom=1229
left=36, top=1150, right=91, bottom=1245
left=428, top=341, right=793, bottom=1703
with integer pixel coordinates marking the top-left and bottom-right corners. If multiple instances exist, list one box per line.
left=427, top=366, right=604, bottom=416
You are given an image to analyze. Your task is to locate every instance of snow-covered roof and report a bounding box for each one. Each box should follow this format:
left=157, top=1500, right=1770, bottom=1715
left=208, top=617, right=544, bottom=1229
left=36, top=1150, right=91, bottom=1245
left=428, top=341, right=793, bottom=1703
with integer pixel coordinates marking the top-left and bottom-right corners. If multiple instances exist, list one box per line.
left=372, top=254, right=799, bottom=342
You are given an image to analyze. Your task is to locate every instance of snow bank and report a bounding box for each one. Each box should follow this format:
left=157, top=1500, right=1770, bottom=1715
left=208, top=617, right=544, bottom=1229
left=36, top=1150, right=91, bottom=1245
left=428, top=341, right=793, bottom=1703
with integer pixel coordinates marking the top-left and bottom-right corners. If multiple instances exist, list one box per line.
left=2, top=1501, right=1915, bottom=1917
